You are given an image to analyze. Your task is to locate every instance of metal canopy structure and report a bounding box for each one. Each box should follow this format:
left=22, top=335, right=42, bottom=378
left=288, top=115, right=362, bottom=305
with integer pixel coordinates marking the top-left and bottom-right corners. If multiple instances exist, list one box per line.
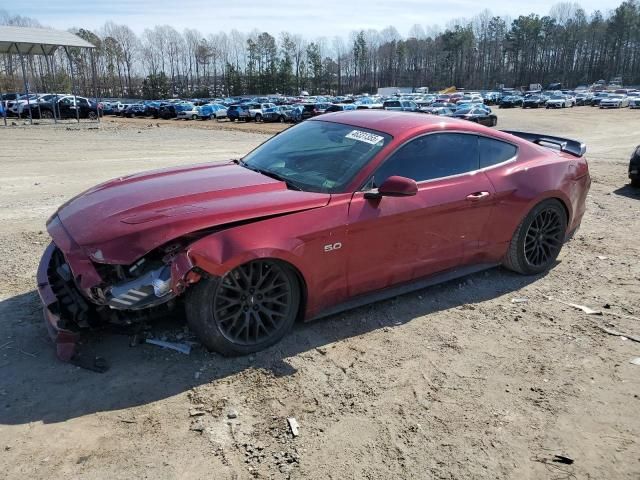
left=0, top=26, right=95, bottom=54
left=0, top=26, right=97, bottom=127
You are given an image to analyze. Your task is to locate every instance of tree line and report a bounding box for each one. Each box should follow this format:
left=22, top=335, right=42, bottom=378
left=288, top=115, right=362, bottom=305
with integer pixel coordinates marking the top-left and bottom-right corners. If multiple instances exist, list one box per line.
left=1, top=1, right=639, bottom=99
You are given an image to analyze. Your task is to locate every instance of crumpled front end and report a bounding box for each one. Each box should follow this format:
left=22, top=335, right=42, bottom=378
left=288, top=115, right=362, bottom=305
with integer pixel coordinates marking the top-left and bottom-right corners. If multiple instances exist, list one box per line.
left=36, top=216, right=198, bottom=361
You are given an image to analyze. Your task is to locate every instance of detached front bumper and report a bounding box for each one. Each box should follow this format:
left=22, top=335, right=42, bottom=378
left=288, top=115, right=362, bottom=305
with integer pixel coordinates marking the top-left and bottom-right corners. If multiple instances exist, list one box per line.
left=36, top=242, right=80, bottom=361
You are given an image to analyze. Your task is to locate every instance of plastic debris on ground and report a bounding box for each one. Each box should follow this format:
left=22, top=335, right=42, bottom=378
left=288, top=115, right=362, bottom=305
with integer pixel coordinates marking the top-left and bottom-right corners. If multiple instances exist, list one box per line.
left=145, top=338, right=192, bottom=355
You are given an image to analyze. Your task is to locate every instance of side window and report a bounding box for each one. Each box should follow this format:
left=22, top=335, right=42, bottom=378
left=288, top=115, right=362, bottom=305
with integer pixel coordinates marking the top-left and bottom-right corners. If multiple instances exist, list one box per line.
left=374, top=133, right=479, bottom=186
left=478, top=137, right=517, bottom=168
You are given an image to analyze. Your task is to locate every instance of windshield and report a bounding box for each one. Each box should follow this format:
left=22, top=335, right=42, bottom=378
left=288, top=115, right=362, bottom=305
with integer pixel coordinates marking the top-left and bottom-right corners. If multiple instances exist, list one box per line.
left=242, top=120, right=392, bottom=193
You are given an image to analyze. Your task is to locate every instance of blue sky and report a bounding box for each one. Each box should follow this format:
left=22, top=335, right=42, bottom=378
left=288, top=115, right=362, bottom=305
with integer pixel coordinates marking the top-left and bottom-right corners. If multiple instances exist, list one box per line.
left=5, top=0, right=624, bottom=37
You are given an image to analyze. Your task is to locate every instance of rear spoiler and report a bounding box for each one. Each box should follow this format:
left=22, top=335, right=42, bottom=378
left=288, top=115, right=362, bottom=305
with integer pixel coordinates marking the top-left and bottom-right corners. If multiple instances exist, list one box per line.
left=501, top=130, right=586, bottom=157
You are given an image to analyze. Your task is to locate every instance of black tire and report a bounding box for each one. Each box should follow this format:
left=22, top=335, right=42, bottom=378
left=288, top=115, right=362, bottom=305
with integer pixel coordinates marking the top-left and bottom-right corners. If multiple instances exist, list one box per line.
left=503, top=199, right=567, bottom=275
left=186, top=259, right=301, bottom=356
left=40, top=110, right=54, bottom=120
left=279, top=115, right=285, bottom=123
left=192, top=114, right=198, bottom=120
left=491, top=117, right=497, bottom=127
left=255, top=114, right=262, bottom=122
left=88, top=111, right=98, bottom=120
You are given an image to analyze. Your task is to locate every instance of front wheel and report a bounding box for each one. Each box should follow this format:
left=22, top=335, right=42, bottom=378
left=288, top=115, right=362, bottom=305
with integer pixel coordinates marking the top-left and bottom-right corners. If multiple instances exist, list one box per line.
left=255, top=114, right=262, bottom=122
left=186, top=260, right=300, bottom=356
left=88, top=111, right=98, bottom=120
left=503, top=199, right=567, bottom=275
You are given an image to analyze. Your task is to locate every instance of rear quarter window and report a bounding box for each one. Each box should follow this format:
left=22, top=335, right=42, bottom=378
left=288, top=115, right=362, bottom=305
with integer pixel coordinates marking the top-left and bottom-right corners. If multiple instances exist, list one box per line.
left=479, top=137, right=517, bottom=168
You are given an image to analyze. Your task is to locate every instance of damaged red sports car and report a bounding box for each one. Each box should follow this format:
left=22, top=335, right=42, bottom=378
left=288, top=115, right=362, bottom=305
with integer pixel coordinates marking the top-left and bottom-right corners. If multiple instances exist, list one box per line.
left=37, top=111, right=590, bottom=360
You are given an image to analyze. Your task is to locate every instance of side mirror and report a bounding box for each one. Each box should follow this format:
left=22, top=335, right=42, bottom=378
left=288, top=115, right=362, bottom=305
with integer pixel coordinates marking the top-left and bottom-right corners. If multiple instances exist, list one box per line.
left=365, top=176, right=418, bottom=199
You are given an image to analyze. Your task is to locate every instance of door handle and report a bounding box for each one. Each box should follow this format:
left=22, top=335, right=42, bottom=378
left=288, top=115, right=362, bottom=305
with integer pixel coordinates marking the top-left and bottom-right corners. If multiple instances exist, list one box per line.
left=466, top=191, right=491, bottom=201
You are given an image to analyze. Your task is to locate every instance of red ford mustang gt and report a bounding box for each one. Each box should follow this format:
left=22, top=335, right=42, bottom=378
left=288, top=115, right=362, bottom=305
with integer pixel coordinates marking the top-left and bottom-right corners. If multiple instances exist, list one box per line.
left=37, top=111, right=590, bottom=360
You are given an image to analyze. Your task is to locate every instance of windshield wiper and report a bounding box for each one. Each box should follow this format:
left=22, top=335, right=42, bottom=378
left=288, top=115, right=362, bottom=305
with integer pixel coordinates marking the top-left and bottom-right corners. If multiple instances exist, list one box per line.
left=252, top=167, right=303, bottom=191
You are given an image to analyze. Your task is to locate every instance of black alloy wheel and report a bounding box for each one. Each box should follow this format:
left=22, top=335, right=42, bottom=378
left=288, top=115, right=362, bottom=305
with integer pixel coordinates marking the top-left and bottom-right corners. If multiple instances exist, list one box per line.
left=523, top=207, right=564, bottom=268
left=504, top=199, right=567, bottom=275
left=186, top=259, right=300, bottom=355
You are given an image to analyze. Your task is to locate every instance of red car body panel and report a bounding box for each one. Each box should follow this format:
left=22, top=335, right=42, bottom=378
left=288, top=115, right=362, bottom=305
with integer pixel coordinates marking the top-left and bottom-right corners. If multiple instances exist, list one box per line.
left=56, top=163, right=330, bottom=266
left=38, top=111, right=591, bottom=359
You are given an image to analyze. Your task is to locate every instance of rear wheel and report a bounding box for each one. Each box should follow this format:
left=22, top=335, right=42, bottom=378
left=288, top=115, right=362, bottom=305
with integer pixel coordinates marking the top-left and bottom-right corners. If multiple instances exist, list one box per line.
left=88, top=111, right=98, bottom=120
left=186, top=260, right=300, bottom=356
left=255, top=113, right=262, bottom=122
left=503, top=199, right=567, bottom=275
left=192, top=114, right=198, bottom=120
left=41, top=110, right=53, bottom=119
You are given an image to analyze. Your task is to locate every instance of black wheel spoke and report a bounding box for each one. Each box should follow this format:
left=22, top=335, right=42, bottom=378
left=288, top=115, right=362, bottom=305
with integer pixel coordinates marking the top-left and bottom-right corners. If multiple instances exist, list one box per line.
left=213, top=260, right=294, bottom=346
left=523, top=207, right=564, bottom=268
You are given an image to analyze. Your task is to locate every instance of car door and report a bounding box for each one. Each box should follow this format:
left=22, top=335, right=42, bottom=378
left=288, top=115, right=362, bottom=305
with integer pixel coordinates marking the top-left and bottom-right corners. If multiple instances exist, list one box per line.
left=346, top=133, right=496, bottom=297
left=57, top=97, right=75, bottom=118
left=474, top=108, right=491, bottom=126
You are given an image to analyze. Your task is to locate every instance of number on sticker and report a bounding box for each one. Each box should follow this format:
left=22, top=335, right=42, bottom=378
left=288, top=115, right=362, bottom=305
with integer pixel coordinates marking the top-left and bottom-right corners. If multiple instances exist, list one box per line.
left=345, top=130, right=385, bottom=145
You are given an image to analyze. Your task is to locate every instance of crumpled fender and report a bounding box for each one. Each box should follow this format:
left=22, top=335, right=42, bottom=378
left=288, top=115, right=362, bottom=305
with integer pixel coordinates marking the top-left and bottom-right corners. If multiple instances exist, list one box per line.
left=185, top=228, right=306, bottom=278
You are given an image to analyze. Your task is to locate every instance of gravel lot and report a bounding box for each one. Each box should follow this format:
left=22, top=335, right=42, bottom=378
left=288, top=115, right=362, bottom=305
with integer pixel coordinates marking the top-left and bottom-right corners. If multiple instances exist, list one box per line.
left=0, top=108, right=639, bottom=480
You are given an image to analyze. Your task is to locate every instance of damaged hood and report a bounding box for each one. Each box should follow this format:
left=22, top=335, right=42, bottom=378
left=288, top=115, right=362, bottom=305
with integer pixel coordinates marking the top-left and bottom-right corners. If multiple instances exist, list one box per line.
left=54, top=162, right=330, bottom=264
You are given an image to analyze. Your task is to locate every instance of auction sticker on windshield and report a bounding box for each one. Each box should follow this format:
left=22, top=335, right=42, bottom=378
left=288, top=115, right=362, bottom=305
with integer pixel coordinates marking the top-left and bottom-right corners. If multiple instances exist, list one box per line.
left=345, top=130, right=385, bottom=145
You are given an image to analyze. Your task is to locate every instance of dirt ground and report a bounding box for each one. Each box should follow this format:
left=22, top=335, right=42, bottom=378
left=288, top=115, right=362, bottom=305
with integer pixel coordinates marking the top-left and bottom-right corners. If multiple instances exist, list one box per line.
left=0, top=108, right=639, bottom=480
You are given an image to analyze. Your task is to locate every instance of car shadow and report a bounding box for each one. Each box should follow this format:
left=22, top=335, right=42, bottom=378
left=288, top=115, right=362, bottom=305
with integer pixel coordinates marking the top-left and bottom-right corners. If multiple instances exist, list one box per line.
left=612, top=184, right=640, bottom=199
left=0, top=266, right=545, bottom=425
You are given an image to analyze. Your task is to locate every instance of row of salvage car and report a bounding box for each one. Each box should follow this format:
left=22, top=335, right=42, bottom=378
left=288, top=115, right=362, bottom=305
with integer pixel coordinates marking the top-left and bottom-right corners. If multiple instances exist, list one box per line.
left=100, top=94, right=499, bottom=127
left=498, top=89, right=640, bottom=109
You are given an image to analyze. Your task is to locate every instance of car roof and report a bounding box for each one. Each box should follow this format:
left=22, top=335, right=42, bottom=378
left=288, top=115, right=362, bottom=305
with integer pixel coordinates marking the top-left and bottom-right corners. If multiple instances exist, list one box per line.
left=313, top=110, right=529, bottom=148
left=312, top=110, right=476, bottom=137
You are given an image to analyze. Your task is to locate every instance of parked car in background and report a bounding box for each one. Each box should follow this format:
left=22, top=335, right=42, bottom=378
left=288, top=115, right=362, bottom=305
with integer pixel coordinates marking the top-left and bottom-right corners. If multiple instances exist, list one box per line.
left=262, top=105, right=295, bottom=123
left=482, top=92, right=501, bottom=105
left=158, top=103, right=180, bottom=119
left=197, top=103, right=228, bottom=120
left=590, top=92, right=609, bottom=106
left=456, top=102, right=492, bottom=114
left=249, top=103, right=277, bottom=122
left=451, top=106, right=497, bottom=126
left=114, top=103, right=131, bottom=116
left=499, top=95, right=524, bottom=108
left=382, top=99, right=420, bottom=112
left=629, top=97, right=640, bottom=109
left=144, top=101, right=163, bottom=118
left=123, top=103, right=147, bottom=118
left=7, top=93, right=42, bottom=116
left=421, top=106, right=455, bottom=117
left=429, top=101, right=458, bottom=111
left=599, top=94, right=629, bottom=109
left=575, top=92, right=593, bottom=106
left=32, top=95, right=99, bottom=120
left=522, top=95, right=546, bottom=108
left=176, top=103, right=200, bottom=120
left=227, top=104, right=252, bottom=122
left=325, top=103, right=357, bottom=113
left=546, top=94, right=573, bottom=108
